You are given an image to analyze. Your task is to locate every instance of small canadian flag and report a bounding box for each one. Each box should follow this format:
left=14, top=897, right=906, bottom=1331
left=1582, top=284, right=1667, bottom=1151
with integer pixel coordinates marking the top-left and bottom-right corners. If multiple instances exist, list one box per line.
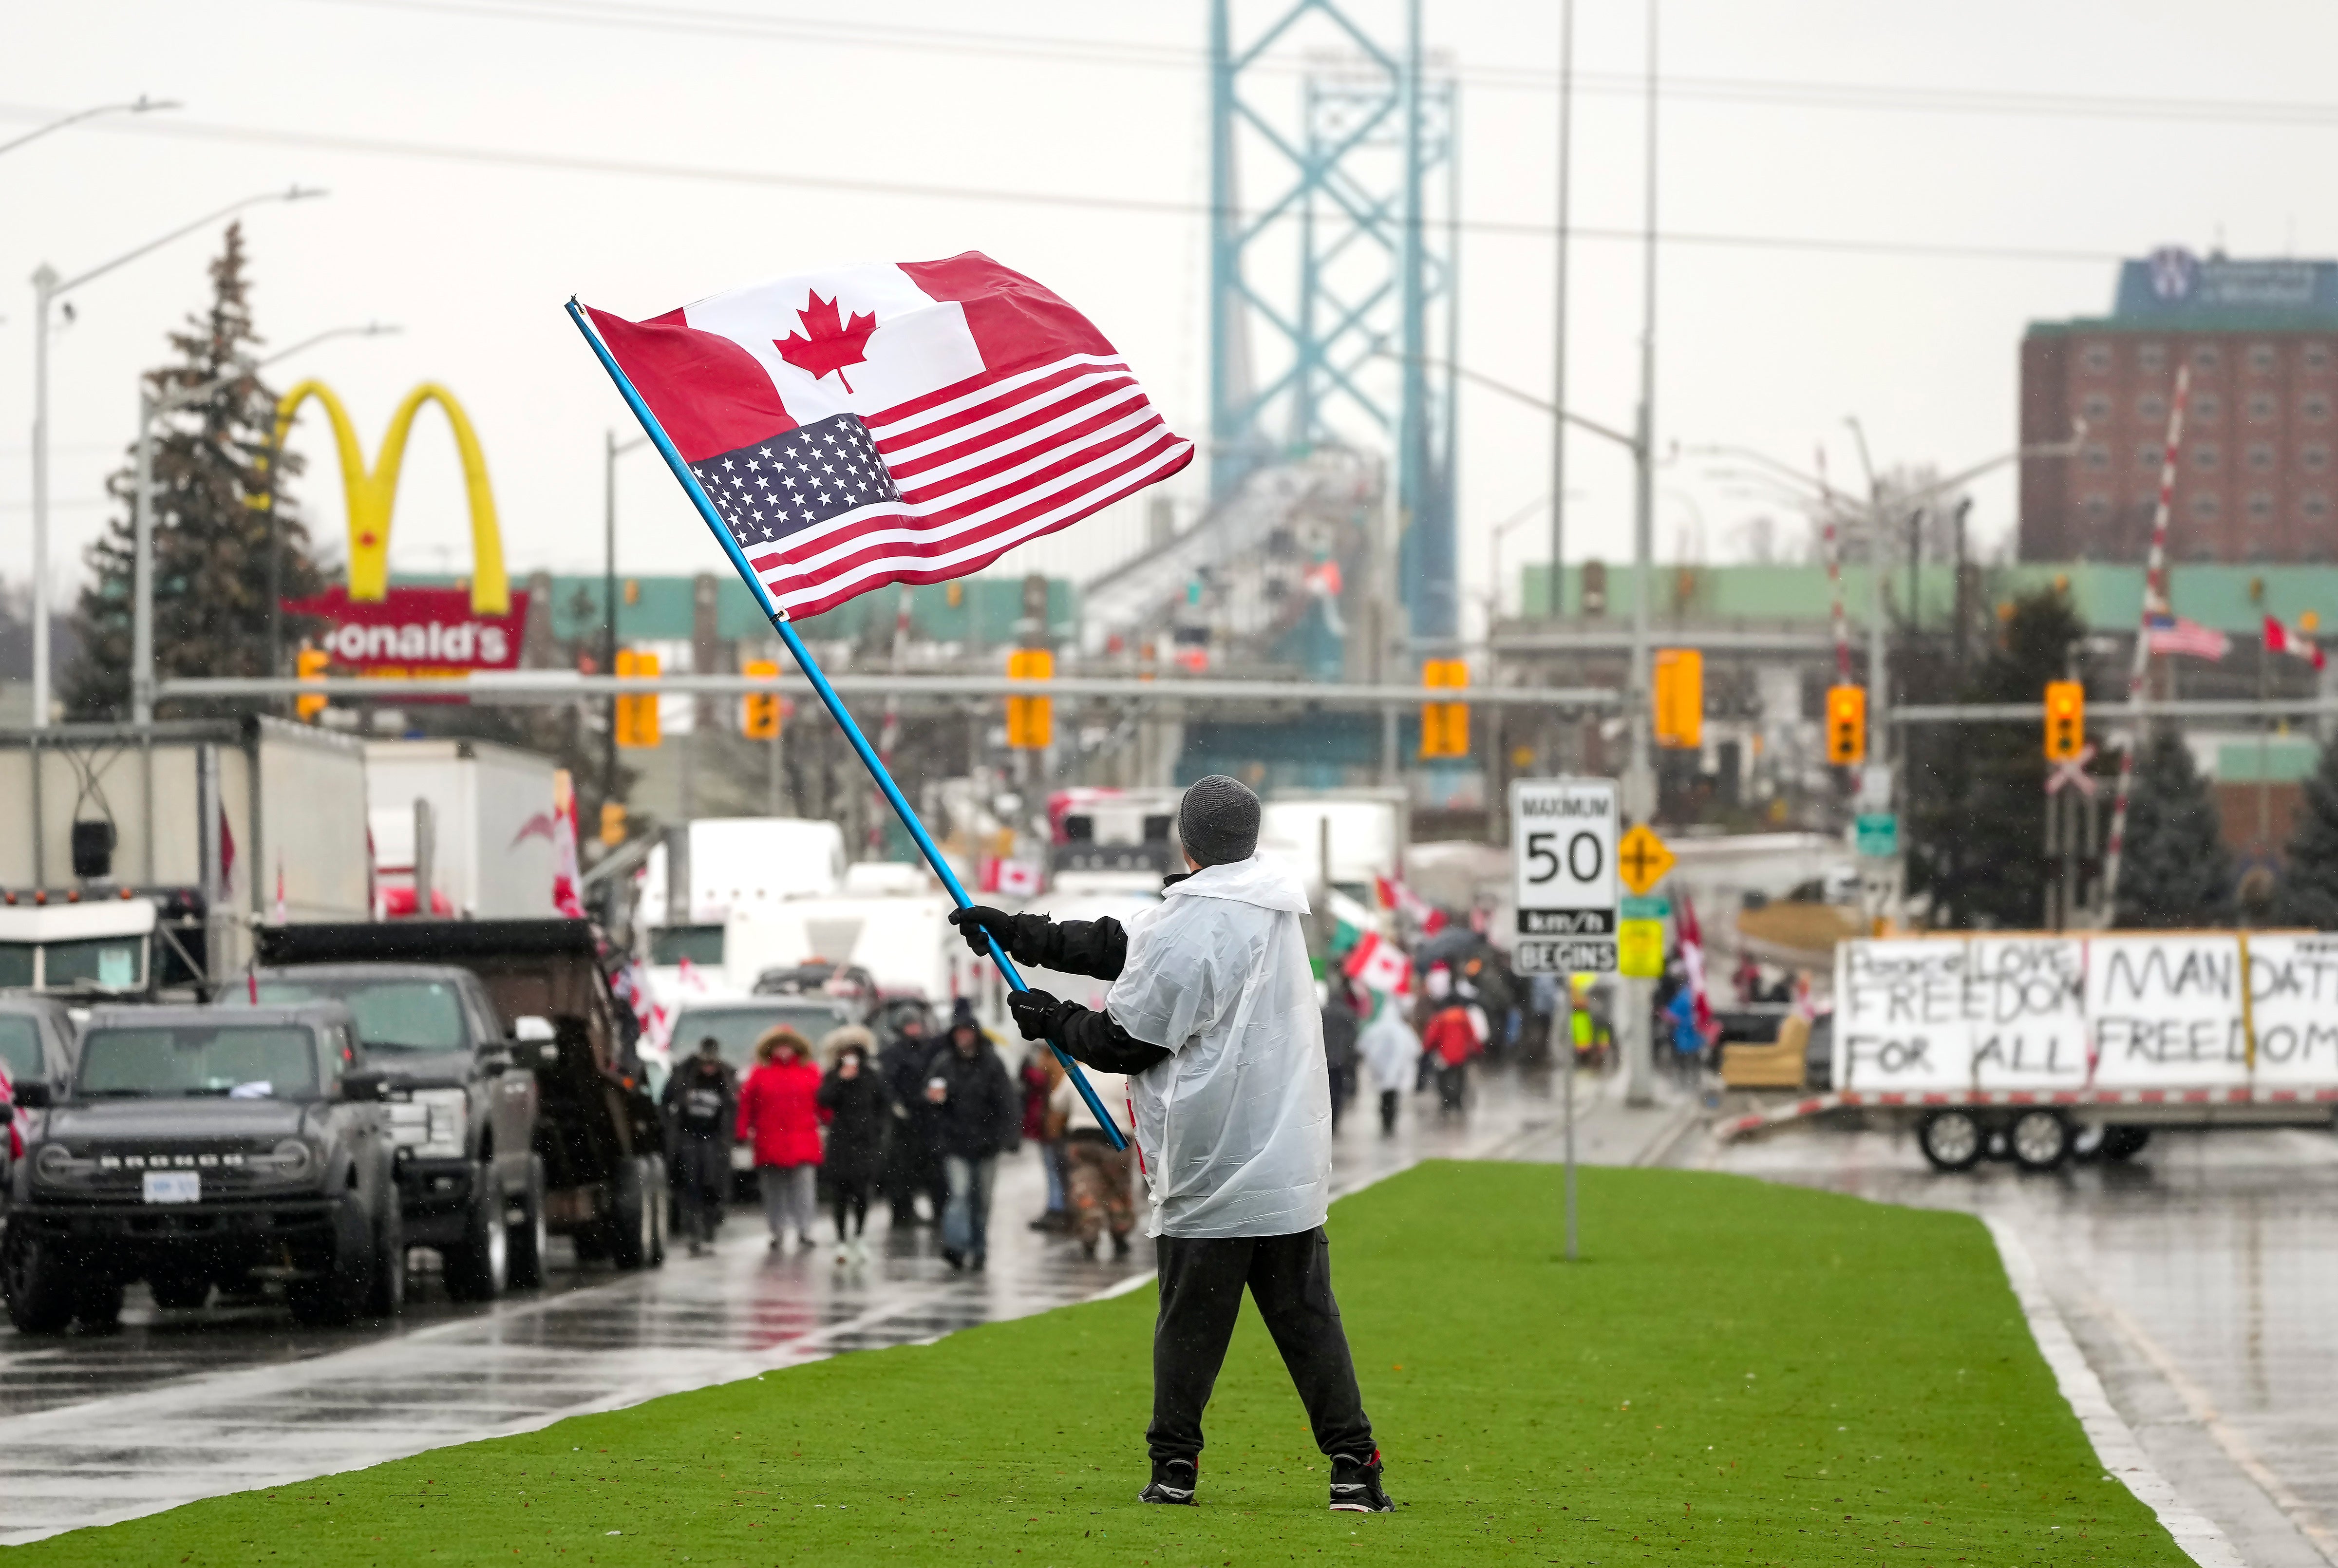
left=2264, top=615, right=2327, bottom=671
left=1342, top=930, right=1413, bottom=996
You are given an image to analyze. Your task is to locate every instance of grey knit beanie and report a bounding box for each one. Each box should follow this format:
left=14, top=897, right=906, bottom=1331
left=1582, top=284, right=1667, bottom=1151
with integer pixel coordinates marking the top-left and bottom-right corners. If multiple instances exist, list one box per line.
left=1176, top=775, right=1262, bottom=868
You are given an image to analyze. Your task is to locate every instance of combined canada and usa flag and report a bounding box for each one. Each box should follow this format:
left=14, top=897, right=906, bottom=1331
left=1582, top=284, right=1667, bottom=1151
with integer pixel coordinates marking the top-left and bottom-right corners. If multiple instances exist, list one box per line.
left=581, top=253, right=1192, bottom=620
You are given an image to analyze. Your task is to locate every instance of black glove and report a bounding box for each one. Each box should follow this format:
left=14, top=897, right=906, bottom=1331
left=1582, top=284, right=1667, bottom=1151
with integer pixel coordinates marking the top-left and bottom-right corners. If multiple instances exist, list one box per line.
left=949, top=904, right=1017, bottom=957
left=1008, top=987, right=1071, bottom=1042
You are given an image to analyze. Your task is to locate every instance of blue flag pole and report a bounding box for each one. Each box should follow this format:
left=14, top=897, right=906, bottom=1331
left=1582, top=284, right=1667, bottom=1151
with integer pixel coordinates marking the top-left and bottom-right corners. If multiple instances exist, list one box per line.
left=566, top=299, right=1127, bottom=1151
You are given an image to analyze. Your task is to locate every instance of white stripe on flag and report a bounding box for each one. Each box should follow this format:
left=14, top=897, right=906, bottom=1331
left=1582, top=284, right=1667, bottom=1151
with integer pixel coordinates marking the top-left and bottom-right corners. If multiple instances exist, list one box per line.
left=863, top=353, right=1132, bottom=439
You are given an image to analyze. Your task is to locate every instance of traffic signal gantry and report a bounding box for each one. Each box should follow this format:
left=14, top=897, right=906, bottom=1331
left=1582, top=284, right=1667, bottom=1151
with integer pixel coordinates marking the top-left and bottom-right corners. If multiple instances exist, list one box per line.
left=1826, top=684, right=1867, bottom=766
left=2044, top=680, right=2086, bottom=761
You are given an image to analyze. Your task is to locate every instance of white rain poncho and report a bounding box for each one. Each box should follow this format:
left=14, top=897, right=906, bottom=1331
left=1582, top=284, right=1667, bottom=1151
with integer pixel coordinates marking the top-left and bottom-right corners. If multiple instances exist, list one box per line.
left=1105, top=855, right=1330, bottom=1238
left=1356, top=1004, right=1423, bottom=1095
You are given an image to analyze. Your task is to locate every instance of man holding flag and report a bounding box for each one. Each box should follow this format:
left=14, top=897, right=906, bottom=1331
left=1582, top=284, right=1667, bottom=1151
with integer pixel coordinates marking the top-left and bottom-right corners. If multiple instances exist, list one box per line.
left=570, top=257, right=1387, bottom=1513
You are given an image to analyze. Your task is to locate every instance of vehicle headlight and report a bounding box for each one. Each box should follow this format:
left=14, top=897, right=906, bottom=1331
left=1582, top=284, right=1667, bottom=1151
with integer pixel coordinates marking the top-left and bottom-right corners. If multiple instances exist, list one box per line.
left=389, top=1088, right=467, bottom=1159
left=33, top=1143, right=96, bottom=1185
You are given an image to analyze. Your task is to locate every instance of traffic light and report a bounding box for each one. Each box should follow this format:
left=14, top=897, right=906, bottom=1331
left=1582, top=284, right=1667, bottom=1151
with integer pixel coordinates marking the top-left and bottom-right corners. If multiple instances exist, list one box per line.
left=295, top=645, right=329, bottom=722
left=1653, top=648, right=1704, bottom=750
left=614, top=648, right=660, bottom=749
left=2044, top=680, right=2085, bottom=761
left=741, top=659, right=781, bottom=739
left=1826, top=684, right=1867, bottom=766
left=1419, top=659, right=1470, bottom=759
left=598, top=801, right=627, bottom=848
left=1006, top=647, right=1054, bottom=750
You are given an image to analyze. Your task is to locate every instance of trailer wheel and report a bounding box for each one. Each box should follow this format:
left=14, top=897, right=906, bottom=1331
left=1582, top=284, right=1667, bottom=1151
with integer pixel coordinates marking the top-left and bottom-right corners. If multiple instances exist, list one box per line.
left=2010, top=1109, right=2073, bottom=1172
left=609, top=1155, right=656, bottom=1271
left=2101, top=1126, right=2151, bottom=1162
left=1917, top=1110, right=1984, bottom=1172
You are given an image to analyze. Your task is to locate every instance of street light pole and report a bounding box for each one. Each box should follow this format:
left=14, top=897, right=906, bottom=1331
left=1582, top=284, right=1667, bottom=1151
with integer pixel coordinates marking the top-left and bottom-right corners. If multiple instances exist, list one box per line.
left=1548, top=0, right=1574, bottom=617
left=0, top=94, right=177, bottom=160
left=1621, top=0, right=1660, bottom=1108
left=131, top=319, right=395, bottom=724
left=604, top=431, right=651, bottom=816
left=31, top=185, right=327, bottom=728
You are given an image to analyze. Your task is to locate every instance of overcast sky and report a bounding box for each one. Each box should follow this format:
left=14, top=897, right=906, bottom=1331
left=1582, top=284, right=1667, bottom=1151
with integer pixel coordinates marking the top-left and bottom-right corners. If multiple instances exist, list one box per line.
left=4, top=0, right=2334, bottom=639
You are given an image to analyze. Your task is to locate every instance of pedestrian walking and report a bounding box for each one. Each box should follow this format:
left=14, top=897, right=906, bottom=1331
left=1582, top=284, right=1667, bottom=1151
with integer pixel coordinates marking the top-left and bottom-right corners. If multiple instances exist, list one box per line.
left=736, top=1026, right=822, bottom=1252
left=1421, top=1000, right=1482, bottom=1116
left=1320, top=979, right=1361, bottom=1134
left=816, top=1025, right=886, bottom=1264
left=660, top=1037, right=737, bottom=1255
left=1049, top=1060, right=1134, bottom=1260
left=948, top=774, right=1393, bottom=1514
left=877, top=1010, right=945, bottom=1226
left=1021, top=1043, right=1069, bottom=1232
left=923, top=999, right=1020, bottom=1271
left=1355, top=1000, right=1421, bottom=1136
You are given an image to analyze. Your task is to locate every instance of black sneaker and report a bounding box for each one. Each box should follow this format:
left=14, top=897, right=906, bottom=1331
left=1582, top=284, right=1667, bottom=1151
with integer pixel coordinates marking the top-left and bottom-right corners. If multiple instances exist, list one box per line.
left=1138, top=1456, right=1197, bottom=1505
left=1328, top=1450, right=1394, bottom=1513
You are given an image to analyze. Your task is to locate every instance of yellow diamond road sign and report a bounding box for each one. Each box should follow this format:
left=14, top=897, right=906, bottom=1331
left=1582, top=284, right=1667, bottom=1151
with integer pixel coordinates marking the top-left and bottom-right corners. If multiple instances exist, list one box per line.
left=1616, top=824, right=1675, bottom=897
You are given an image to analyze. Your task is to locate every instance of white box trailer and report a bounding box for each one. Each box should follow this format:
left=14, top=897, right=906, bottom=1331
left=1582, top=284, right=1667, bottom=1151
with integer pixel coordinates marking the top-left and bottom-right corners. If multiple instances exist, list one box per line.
left=1717, top=929, right=2338, bottom=1171
left=363, top=738, right=561, bottom=921
left=0, top=717, right=372, bottom=990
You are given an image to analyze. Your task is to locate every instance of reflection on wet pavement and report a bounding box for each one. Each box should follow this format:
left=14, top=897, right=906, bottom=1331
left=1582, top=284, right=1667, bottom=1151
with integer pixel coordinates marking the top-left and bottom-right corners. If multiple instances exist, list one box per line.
left=0, top=1069, right=1559, bottom=1544
left=1705, top=1122, right=2338, bottom=1568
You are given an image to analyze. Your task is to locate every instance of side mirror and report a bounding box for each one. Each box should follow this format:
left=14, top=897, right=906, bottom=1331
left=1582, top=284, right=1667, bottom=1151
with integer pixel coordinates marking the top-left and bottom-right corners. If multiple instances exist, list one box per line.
left=341, top=1070, right=392, bottom=1102
left=12, top=1081, right=53, bottom=1111
left=478, top=1051, right=512, bottom=1077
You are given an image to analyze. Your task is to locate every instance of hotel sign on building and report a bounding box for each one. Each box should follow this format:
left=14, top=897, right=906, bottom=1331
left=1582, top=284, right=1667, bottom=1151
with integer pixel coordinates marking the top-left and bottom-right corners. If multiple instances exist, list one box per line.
left=2020, top=249, right=2338, bottom=564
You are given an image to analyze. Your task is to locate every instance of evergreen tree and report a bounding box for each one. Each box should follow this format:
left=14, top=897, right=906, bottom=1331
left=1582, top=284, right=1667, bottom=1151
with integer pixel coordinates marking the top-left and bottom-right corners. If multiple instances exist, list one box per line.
left=1907, top=587, right=2090, bottom=928
left=64, top=223, right=322, bottom=718
left=2278, top=740, right=2338, bottom=927
left=2112, top=728, right=2235, bottom=928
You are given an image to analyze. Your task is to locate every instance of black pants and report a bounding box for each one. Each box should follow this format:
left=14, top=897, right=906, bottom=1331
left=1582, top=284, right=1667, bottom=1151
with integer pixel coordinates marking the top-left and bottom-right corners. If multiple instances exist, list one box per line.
left=673, top=1136, right=728, bottom=1244
left=1147, top=1228, right=1374, bottom=1467
left=1377, top=1088, right=1400, bottom=1134
left=830, top=1178, right=870, bottom=1239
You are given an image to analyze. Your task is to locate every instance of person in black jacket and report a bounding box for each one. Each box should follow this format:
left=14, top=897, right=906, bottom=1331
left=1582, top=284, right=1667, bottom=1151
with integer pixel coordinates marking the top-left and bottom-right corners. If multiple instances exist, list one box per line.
left=1320, top=979, right=1362, bottom=1133
left=815, top=1025, right=887, bottom=1265
left=660, top=1037, right=738, bottom=1255
left=922, top=999, right=1020, bottom=1270
left=878, top=1012, right=945, bottom=1227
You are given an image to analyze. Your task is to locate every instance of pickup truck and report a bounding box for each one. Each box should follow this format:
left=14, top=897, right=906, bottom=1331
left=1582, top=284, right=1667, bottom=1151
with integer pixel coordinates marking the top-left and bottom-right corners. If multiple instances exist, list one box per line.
left=3, top=1002, right=403, bottom=1332
left=222, top=963, right=547, bottom=1298
left=256, top=919, right=667, bottom=1271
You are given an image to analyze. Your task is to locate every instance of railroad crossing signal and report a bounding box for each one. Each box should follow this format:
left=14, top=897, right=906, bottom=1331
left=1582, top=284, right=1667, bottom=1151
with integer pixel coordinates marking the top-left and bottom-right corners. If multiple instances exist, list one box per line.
left=1652, top=648, right=1703, bottom=749
left=2044, top=680, right=2085, bottom=761
left=1826, top=684, right=1867, bottom=766
left=1006, top=647, right=1054, bottom=750
left=614, top=648, right=660, bottom=749
left=741, top=659, right=782, bottom=739
left=295, top=646, right=329, bottom=721
left=1420, top=658, right=1470, bottom=758
left=1616, top=823, right=1676, bottom=897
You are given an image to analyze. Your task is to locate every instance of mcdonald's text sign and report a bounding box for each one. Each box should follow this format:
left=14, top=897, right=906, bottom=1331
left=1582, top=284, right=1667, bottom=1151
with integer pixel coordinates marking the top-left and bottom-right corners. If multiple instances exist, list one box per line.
left=284, top=585, right=530, bottom=674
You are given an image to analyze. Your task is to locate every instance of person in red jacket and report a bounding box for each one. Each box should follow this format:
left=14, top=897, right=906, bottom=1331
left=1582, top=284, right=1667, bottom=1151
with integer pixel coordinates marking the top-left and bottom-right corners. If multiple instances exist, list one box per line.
left=1421, top=1002, right=1483, bottom=1118
left=737, top=1025, right=823, bottom=1252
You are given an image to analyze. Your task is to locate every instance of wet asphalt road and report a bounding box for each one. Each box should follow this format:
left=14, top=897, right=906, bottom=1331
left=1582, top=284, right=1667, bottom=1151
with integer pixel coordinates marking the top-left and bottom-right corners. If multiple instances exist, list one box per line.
left=1701, top=1118, right=2338, bottom=1568
left=0, top=1074, right=1554, bottom=1546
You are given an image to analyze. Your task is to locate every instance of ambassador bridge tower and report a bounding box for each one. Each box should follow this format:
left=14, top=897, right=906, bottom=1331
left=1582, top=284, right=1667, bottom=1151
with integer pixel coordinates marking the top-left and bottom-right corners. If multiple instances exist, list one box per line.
left=1207, top=0, right=1459, bottom=642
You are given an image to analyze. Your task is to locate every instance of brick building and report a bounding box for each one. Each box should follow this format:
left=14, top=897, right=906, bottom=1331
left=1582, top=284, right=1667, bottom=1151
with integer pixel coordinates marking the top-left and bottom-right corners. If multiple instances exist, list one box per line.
left=2020, top=250, right=2338, bottom=563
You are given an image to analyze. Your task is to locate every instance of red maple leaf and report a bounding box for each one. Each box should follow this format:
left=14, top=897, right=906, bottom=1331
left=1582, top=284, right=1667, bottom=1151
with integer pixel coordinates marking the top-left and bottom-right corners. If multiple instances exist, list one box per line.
left=775, top=291, right=879, bottom=394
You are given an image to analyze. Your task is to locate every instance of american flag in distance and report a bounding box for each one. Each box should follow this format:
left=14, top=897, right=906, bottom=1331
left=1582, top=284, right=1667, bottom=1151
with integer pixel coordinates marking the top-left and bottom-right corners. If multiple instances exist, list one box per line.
left=2143, top=613, right=2229, bottom=661
left=584, top=253, right=1192, bottom=620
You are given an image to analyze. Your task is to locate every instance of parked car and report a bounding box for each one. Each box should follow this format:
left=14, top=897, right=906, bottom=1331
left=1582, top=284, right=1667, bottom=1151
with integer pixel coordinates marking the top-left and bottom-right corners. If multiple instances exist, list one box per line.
left=221, top=963, right=546, bottom=1298
left=3, top=1003, right=403, bottom=1333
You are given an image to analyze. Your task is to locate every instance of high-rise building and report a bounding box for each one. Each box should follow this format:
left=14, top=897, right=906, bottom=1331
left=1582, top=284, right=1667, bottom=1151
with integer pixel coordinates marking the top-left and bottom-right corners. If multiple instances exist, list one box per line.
left=2020, top=250, right=2338, bottom=562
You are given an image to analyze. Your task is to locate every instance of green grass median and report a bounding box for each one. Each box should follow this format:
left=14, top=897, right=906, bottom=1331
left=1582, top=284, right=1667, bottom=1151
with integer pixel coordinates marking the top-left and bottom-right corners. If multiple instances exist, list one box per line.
left=10, top=1162, right=2187, bottom=1566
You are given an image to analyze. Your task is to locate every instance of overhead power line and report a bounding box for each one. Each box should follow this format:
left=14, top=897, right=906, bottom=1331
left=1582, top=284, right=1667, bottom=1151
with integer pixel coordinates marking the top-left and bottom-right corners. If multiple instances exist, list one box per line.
left=0, top=101, right=2121, bottom=266
left=302, top=0, right=2338, bottom=131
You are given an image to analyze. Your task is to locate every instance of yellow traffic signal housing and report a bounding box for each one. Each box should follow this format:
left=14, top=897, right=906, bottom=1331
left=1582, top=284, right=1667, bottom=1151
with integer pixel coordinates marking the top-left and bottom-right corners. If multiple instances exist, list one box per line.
left=1006, top=647, right=1055, bottom=750
left=296, top=646, right=330, bottom=721
left=2044, top=680, right=2086, bottom=761
left=598, top=801, right=627, bottom=848
left=1419, top=658, right=1470, bottom=759
left=1826, top=684, right=1867, bottom=766
left=614, top=648, right=661, bottom=749
left=1653, top=648, right=1703, bottom=749
left=741, top=659, right=782, bottom=739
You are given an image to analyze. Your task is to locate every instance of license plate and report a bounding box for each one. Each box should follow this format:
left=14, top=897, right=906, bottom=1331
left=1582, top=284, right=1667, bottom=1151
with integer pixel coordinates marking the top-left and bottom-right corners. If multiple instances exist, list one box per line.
left=143, top=1171, right=201, bottom=1204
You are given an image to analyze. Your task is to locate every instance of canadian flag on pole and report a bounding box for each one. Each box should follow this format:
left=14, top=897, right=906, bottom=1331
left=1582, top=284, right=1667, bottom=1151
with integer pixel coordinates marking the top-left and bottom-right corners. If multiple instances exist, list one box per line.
left=1343, top=930, right=1413, bottom=996
left=2264, top=614, right=2327, bottom=671
left=583, top=254, right=1192, bottom=621
left=1374, top=873, right=1447, bottom=935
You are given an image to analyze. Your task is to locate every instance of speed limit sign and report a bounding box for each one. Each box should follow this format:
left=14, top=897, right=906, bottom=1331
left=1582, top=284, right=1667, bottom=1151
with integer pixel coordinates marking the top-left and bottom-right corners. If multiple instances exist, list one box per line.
left=1509, top=777, right=1619, bottom=973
